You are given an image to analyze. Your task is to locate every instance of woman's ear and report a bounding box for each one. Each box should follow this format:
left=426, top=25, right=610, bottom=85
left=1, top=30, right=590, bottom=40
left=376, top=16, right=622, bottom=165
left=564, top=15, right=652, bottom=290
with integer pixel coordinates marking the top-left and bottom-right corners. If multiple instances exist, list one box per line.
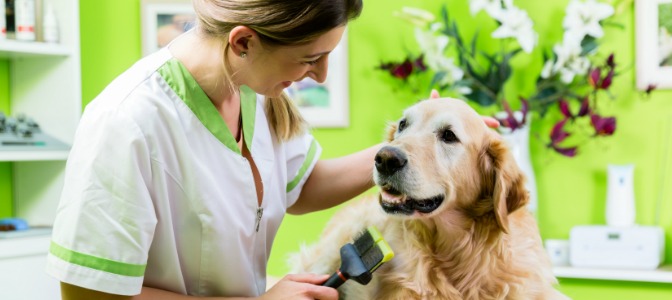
left=228, top=26, right=258, bottom=57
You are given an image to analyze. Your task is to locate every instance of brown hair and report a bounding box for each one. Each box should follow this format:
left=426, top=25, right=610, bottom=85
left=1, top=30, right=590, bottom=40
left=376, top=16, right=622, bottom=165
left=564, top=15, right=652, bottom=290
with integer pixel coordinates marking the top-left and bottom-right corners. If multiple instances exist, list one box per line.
left=192, top=0, right=363, bottom=140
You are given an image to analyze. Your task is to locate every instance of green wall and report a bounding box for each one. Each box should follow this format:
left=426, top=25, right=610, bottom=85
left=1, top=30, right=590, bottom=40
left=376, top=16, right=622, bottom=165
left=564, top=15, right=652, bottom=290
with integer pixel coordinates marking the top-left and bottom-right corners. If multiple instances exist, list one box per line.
left=0, top=0, right=667, bottom=298
left=0, top=60, right=11, bottom=218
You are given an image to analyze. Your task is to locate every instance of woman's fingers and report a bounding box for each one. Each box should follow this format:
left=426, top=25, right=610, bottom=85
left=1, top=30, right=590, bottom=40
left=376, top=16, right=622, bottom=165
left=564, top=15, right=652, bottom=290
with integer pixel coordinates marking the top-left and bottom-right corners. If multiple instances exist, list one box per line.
left=483, top=116, right=500, bottom=128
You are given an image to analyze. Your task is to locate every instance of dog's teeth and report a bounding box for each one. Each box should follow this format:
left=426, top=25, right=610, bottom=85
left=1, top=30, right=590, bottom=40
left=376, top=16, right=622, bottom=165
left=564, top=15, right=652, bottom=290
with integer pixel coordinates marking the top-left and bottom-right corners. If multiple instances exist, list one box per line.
left=381, top=190, right=404, bottom=203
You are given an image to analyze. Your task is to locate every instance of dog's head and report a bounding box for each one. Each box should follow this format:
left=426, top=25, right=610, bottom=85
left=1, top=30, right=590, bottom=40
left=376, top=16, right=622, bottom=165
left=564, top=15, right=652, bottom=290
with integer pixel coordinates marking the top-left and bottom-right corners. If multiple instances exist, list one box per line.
left=374, top=98, right=528, bottom=233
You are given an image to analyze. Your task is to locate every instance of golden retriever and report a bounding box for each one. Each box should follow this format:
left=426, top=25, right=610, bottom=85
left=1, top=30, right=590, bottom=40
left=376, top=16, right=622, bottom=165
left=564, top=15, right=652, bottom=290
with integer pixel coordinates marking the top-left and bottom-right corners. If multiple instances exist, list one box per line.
left=290, top=98, right=569, bottom=300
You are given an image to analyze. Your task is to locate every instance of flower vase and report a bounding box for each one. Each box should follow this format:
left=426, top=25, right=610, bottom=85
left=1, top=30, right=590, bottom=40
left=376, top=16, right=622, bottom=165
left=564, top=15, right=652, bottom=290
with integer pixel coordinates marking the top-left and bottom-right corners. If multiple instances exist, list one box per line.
left=498, top=116, right=538, bottom=214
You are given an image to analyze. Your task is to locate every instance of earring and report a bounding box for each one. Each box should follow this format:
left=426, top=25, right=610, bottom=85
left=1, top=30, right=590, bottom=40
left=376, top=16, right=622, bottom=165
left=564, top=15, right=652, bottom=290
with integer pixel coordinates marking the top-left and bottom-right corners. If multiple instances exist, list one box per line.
left=240, top=52, right=247, bottom=58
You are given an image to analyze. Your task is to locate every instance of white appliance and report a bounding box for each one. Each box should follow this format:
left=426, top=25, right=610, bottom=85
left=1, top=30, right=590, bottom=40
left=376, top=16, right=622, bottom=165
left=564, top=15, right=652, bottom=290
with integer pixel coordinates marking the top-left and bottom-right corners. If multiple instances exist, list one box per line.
left=569, top=225, right=665, bottom=270
left=605, top=164, right=636, bottom=227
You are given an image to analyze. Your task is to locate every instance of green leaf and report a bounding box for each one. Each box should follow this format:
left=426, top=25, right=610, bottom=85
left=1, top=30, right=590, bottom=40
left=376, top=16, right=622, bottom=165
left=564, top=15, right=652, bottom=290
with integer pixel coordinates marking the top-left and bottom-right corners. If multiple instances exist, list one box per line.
left=467, top=88, right=497, bottom=107
left=580, top=36, right=598, bottom=56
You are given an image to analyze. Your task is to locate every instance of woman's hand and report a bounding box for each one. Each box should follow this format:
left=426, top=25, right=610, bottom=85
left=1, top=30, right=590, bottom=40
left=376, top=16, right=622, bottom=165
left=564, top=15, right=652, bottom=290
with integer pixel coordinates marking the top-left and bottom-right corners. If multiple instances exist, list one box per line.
left=428, top=90, right=499, bottom=129
left=260, top=274, right=338, bottom=300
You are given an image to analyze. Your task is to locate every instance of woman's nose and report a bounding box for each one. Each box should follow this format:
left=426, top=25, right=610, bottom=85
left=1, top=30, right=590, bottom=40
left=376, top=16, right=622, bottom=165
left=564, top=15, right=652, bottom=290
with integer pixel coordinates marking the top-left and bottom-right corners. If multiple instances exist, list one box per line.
left=309, top=57, right=329, bottom=83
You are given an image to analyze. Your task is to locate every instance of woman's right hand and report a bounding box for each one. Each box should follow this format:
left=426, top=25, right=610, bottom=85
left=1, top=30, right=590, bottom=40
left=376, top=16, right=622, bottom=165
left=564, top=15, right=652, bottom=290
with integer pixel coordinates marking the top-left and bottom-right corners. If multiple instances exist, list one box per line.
left=259, top=274, right=338, bottom=300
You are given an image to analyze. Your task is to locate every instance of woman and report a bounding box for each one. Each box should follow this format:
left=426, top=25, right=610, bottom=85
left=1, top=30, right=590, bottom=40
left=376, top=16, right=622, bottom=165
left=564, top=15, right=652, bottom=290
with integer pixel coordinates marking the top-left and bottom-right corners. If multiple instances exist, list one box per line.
left=47, top=0, right=498, bottom=299
left=48, top=0, right=366, bottom=299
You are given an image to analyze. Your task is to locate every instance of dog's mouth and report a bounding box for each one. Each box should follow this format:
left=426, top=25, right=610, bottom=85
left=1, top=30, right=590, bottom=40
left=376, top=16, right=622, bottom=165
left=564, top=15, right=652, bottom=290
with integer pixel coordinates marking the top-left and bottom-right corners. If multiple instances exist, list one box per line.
left=378, top=185, right=444, bottom=215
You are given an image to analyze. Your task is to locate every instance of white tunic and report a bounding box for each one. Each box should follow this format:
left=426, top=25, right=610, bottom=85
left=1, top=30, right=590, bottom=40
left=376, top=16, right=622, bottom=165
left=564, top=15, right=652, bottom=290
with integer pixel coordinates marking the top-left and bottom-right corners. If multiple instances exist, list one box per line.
left=45, top=48, right=321, bottom=297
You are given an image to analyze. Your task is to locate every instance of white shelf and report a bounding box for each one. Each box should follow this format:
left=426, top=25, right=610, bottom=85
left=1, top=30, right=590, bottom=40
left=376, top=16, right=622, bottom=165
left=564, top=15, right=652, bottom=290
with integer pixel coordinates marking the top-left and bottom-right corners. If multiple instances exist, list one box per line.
left=553, top=265, right=672, bottom=283
left=0, top=40, right=71, bottom=58
left=0, top=150, right=69, bottom=161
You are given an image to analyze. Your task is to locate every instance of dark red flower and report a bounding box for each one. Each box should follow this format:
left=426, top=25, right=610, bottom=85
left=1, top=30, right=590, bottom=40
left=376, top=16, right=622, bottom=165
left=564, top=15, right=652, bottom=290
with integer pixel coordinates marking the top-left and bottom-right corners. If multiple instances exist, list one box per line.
left=496, top=100, right=520, bottom=130
left=551, top=145, right=578, bottom=157
left=578, top=97, right=591, bottom=117
left=606, top=53, right=615, bottom=69
left=392, top=59, right=414, bottom=79
left=600, top=69, right=614, bottom=89
left=519, top=97, right=529, bottom=125
left=550, top=118, right=570, bottom=144
left=559, top=99, right=572, bottom=119
left=589, top=68, right=601, bottom=88
left=590, top=114, right=616, bottom=136
left=645, top=84, right=657, bottom=95
left=414, top=54, right=427, bottom=72
left=547, top=118, right=578, bottom=157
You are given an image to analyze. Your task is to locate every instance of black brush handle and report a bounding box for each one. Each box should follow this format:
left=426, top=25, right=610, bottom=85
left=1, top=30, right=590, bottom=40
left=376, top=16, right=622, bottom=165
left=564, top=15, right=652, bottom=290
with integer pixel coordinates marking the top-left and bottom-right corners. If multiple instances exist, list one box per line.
left=323, top=271, right=346, bottom=288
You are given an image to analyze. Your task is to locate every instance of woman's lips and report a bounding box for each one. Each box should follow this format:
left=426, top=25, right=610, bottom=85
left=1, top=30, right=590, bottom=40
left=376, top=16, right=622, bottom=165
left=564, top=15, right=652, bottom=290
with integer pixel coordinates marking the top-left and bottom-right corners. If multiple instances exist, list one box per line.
left=282, top=81, right=292, bottom=88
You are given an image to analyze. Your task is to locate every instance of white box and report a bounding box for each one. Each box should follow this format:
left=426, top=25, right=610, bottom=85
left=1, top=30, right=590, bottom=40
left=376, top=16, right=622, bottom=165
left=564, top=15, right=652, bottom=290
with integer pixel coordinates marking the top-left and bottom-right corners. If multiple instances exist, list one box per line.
left=569, top=225, right=665, bottom=270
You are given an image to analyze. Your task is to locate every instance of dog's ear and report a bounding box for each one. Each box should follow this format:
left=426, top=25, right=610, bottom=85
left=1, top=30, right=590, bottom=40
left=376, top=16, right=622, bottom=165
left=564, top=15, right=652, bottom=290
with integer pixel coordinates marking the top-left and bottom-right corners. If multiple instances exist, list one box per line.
left=385, top=122, right=398, bottom=142
left=480, top=133, right=529, bottom=233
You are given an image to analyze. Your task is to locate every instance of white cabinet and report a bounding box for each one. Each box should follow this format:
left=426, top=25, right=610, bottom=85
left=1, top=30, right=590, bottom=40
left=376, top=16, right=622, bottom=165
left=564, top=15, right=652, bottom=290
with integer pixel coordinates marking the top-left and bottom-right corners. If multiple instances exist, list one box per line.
left=0, top=0, right=81, bottom=298
left=0, top=235, right=60, bottom=299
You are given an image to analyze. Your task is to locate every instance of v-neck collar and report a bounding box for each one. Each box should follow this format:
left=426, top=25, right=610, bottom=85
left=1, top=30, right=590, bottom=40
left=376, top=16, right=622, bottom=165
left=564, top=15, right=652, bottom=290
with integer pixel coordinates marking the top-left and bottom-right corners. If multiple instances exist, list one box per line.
left=158, top=58, right=257, bottom=155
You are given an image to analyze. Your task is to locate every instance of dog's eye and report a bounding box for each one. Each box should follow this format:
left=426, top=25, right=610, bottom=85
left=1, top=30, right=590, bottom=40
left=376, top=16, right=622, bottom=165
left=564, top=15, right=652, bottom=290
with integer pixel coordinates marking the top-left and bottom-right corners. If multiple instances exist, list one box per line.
left=398, top=119, right=408, bottom=132
left=439, top=129, right=459, bottom=143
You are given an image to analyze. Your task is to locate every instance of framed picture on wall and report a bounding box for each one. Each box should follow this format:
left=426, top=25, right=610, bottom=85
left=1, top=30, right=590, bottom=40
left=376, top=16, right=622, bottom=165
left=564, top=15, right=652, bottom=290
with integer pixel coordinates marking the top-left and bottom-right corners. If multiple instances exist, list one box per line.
left=286, top=31, right=350, bottom=128
left=141, top=0, right=196, bottom=56
left=635, top=0, right=672, bottom=89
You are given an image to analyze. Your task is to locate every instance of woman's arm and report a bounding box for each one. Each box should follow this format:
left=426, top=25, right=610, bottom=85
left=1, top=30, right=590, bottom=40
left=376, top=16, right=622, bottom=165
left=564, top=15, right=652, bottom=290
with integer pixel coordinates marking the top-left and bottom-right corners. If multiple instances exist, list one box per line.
left=288, top=144, right=382, bottom=215
left=61, top=273, right=337, bottom=300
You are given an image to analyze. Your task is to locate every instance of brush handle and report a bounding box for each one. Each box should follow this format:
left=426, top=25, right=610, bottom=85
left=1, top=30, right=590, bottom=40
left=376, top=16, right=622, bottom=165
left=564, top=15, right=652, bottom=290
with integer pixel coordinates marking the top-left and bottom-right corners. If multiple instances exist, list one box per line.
left=323, top=271, right=346, bottom=288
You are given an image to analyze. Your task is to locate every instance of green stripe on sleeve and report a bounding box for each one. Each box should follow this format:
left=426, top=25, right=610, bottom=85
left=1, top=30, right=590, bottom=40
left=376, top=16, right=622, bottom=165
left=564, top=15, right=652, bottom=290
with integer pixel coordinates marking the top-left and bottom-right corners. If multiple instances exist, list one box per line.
left=286, top=139, right=318, bottom=193
left=50, top=241, right=146, bottom=277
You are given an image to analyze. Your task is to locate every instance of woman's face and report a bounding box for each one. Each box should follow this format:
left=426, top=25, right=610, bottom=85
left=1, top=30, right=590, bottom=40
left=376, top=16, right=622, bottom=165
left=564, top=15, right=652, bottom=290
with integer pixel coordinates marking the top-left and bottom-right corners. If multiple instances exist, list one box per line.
left=244, top=26, right=346, bottom=97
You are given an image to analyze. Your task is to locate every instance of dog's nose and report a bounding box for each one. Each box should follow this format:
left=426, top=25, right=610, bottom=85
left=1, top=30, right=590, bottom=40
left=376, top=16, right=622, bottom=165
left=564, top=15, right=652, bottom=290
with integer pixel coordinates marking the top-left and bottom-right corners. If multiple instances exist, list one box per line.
left=375, top=146, right=408, bottom=175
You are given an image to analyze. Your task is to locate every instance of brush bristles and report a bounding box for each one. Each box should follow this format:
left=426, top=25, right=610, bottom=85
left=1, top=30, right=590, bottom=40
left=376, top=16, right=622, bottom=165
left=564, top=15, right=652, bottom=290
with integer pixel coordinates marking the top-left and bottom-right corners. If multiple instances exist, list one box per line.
left=353, top=229, right=375, bottom=255
left=360, top=245, right=385, bottom=271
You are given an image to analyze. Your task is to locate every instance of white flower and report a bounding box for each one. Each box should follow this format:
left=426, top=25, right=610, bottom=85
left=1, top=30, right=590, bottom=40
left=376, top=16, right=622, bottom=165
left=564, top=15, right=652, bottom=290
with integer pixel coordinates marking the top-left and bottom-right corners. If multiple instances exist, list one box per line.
left=414, top=27, right=449, bottom=66
left=548, top=36, right=591, bottom=83
left=491, top=6, right=538, bottom=53
left=469, top=0, right=513, bottom=18
left=433, top=56, right=465, bottom=86
left=394, top=7, right=436, bottom=28
left=563, top=0, right=614, bottom=39
left=541, top=60, right=554, bottom=78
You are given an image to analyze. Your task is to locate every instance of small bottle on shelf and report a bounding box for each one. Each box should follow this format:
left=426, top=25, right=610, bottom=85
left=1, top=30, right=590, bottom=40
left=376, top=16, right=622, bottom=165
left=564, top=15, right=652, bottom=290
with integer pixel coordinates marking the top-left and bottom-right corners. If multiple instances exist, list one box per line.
left=42, top=0, right=58, bottom=43
left=15, top=0, right=36, bottom=41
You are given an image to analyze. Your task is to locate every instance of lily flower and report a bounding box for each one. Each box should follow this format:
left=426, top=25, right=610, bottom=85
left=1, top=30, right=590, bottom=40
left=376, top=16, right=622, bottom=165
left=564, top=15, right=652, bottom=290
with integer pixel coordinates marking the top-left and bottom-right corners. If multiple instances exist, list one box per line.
left=491, top=6, right=538, bottom=53
left=563, top=0, right=614, bottom=39
left=548, top=118, right=578, bottom=157
left=590, top=113, right=616, bottom=136
left=415, top=27, right=449, bottom=68
left=559, top=99, right=573, bottom=119
left=394, top=7, right=436, bottom=28
left=549, top=36, right=590, bottom=83
left=559, top=97, right=591, bottom=120
left=578, top=97, right=591, bottom=116
left=379, top=54, right=426, bottom=80
left=468, top=0, right=513, bottom=17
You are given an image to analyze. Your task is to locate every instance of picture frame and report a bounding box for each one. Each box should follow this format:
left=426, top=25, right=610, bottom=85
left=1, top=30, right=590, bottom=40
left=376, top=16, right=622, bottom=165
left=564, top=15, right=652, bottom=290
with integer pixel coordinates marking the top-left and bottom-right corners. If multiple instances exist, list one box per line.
left=286, top=31, right=350, bottom=128
left=141, top=0, right=196, bottom=56
left=635, top=0, right=672, bottom=89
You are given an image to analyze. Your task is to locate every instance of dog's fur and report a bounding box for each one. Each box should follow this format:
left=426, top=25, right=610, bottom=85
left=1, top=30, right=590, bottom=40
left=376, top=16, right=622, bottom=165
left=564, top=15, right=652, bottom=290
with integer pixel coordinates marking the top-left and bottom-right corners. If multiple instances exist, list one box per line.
left=290, top=98, right=569, bottom=300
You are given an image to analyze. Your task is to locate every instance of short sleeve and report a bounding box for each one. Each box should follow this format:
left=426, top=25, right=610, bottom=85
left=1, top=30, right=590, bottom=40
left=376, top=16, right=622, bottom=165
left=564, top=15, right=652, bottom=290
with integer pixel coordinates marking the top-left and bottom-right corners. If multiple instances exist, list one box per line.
left=284, top=133, right=322, bottom=208
left=45, top=104, right=157, bottom=296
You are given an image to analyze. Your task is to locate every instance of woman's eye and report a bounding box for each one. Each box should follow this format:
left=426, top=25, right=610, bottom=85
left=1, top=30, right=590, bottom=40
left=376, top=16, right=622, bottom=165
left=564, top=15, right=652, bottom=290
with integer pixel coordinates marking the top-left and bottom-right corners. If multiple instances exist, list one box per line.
left=439, top=129, right=459, bottom=143
left=304, top=60, right=319, bottom=65
left=398, top=119, right=407, bottom=132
